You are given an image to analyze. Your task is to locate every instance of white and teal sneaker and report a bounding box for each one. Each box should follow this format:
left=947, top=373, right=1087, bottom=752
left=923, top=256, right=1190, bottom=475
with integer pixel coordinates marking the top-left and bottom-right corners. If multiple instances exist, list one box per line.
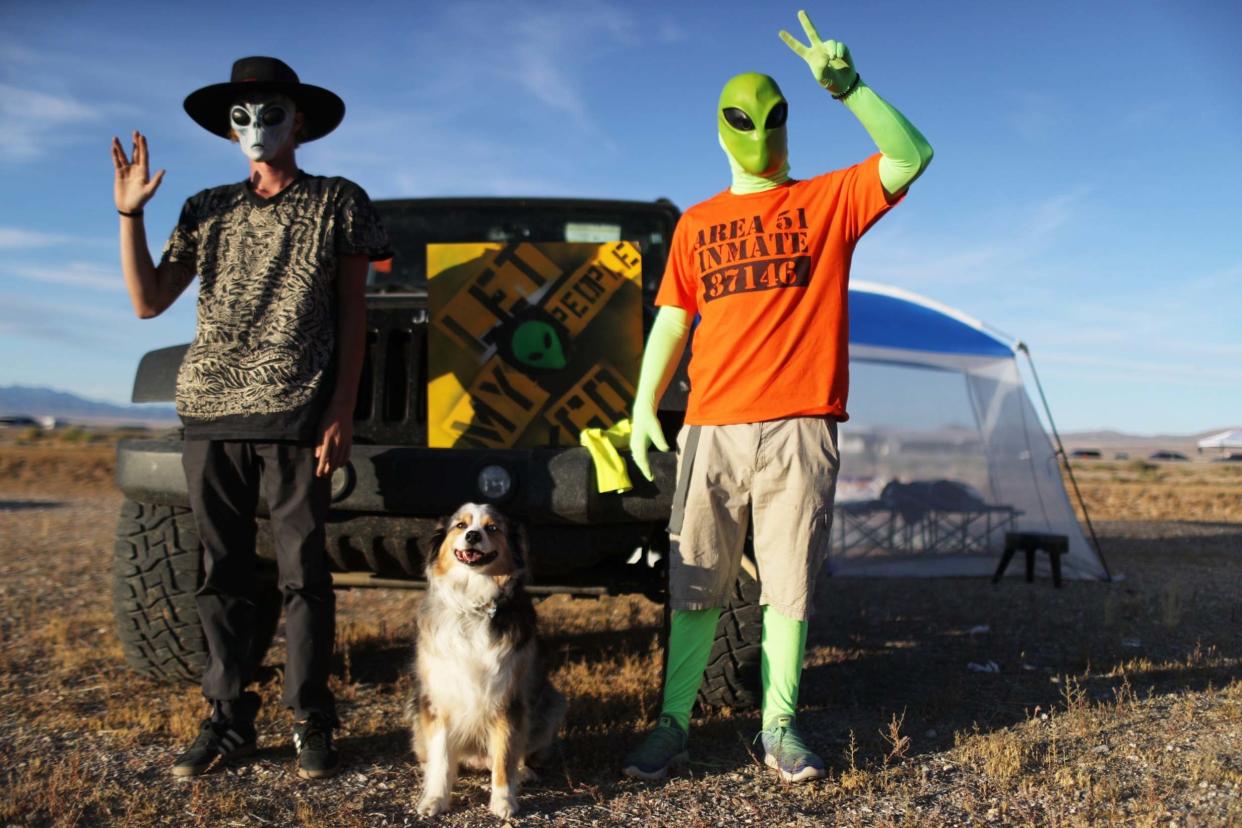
left=758, top=715, right=826, bottom=783
left=622, top=715, right=689, bottom=781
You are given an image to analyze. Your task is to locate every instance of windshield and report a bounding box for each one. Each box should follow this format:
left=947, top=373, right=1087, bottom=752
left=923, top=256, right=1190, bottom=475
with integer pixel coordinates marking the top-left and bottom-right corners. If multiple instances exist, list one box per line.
left=367, top=200, right=676, bottom=295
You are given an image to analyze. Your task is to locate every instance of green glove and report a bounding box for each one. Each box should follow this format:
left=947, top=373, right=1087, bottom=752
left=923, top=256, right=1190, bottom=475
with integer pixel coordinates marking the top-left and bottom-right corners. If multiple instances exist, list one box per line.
left=630, top=306, right=691, bottom=482
left=779, top=8, right=933, bottom=198
left=779, top=10, right=857, bottom=96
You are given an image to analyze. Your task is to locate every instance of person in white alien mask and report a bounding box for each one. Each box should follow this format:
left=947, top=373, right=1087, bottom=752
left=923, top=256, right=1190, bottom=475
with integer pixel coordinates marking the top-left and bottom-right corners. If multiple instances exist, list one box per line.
left=111, top=56, right=390, bottom=780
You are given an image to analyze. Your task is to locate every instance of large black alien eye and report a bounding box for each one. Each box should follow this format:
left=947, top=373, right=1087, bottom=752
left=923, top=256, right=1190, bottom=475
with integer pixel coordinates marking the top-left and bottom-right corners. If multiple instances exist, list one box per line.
left=722, top=107, right=755, bottom=131
left=230, top=107, right=251, bottom=127
left=765, top=101, right=788, bottom=129
left=261, top=106, right=287, bottom=126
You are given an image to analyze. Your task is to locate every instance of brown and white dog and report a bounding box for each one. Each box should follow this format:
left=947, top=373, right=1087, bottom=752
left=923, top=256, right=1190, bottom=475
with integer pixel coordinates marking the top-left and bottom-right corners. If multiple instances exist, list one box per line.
left=406, top=503, right=566, bottom=819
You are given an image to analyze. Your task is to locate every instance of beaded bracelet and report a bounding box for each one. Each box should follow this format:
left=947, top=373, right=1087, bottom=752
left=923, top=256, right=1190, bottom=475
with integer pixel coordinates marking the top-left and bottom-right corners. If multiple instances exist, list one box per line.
left=832, top=73, right=862, bottom=101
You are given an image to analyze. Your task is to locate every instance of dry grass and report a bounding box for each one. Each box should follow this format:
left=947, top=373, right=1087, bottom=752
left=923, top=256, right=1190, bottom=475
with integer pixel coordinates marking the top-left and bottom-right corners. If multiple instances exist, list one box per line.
left=1068, top=458, right=1242, bottom=523
left=0, top=442, right=1239, bottom=826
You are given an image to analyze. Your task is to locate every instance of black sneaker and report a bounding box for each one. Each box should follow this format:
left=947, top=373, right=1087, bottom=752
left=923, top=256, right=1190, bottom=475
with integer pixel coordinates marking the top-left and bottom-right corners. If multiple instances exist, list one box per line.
left=171, top=717, right=257, bottom=778
left=293, top=714, right=340, bottom=779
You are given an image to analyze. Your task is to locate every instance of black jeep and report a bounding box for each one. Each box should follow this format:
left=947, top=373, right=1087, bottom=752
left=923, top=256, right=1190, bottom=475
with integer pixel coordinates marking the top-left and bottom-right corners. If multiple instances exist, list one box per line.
left=112, top=197, right=762, bottom=709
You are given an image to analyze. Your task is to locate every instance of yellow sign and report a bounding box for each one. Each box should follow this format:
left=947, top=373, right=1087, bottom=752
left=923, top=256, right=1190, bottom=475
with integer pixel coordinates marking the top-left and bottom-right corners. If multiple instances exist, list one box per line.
left=427, top=242, right=643, bottom=449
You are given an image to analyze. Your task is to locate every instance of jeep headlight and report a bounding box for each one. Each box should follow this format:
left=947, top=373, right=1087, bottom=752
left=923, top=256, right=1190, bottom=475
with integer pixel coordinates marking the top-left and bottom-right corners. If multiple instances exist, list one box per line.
left=477, top=465, right=512, bottom=500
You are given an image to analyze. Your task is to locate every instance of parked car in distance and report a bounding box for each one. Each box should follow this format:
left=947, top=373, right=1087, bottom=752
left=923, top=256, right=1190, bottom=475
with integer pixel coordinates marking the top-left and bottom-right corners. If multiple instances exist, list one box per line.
left=1211, top=452, right=1242, bottom=463
left=1148, top=450, right=1189, bottom=461
left=1069, top=449, right=1102, bottom=459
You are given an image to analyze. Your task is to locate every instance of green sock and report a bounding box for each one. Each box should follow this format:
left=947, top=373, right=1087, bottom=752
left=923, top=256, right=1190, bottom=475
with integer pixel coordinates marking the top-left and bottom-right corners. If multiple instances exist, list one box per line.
left=761, top=605, right=808, bottom=730
left=659, top=607, right=721, bottom=733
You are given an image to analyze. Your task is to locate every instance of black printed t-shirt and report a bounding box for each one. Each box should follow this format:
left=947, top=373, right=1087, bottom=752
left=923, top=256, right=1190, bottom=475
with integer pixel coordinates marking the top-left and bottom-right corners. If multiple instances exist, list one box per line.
left=160, top=173, right=391, bottom=441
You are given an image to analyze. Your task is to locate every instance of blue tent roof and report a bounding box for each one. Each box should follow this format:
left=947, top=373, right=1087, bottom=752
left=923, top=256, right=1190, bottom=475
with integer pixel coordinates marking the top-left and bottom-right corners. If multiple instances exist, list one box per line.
left=848, top=282, right=1014, bottom=358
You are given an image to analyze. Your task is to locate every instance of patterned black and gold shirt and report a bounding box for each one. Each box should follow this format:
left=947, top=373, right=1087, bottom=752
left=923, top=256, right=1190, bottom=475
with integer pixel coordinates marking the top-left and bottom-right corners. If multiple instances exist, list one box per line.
left=160, top=173, right=390, bottom=441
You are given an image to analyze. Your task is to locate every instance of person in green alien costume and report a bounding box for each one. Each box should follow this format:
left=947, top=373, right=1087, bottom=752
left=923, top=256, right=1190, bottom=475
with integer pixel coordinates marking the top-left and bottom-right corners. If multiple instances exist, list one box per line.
left=622, top=10, right=933, bottom=783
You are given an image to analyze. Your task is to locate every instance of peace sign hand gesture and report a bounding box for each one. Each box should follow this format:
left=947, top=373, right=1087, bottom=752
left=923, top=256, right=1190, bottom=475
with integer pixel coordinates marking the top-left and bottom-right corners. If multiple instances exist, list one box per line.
left=111, top=131, right=165, bottom=214
left=779, top=9, right=859, bottom=96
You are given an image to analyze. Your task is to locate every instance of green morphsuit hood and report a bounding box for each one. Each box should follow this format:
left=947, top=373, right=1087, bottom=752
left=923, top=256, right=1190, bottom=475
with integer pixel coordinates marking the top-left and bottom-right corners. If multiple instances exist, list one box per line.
left=717, top=73, right=790, bottom=187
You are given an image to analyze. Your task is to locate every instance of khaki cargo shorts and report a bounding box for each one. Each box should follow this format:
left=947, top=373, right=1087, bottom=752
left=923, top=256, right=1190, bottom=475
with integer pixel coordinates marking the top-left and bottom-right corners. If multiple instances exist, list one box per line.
left=667, top=417, right=839, bottom=622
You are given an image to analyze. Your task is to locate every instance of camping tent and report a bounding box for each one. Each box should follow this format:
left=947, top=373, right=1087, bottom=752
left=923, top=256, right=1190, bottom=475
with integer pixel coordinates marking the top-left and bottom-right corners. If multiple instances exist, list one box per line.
left=1197, top=430, right=1242, bottom=453
left=832, top=281, right=1110, bottom=581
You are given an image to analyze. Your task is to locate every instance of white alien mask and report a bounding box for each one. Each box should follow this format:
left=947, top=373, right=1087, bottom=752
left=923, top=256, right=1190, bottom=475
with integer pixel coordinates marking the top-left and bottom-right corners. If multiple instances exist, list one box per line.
left=229, top=94, right=296, bottom=162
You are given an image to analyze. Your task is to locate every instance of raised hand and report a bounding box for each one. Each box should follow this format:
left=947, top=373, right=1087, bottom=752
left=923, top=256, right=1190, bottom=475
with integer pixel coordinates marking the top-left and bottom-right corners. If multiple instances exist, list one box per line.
left=111, top=131, right=165, bottom=213
left=778, top=10, right=858, bottom=96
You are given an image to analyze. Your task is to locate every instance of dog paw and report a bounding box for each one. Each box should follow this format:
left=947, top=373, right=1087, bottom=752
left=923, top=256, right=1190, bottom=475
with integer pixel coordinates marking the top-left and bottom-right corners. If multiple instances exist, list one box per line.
left=416, top=794, right=451, bottom=817
left=517, top=765, right=538, bottom=784
left=489, top=792, right=519, bottom=819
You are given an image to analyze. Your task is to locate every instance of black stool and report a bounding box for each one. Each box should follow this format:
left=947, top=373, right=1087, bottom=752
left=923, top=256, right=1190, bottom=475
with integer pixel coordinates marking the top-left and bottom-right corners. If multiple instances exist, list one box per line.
left=992, top=532, right=1068, bottom=587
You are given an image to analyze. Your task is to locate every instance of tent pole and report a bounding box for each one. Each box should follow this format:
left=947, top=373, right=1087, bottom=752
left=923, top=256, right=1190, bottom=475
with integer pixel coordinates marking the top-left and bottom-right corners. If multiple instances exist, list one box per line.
left=1017, top=342, right=1113, bottom=580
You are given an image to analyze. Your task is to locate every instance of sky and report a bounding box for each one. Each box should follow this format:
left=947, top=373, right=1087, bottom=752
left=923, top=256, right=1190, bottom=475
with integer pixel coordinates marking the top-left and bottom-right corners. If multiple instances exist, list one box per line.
left=1, top=0, right=1239, bottom=435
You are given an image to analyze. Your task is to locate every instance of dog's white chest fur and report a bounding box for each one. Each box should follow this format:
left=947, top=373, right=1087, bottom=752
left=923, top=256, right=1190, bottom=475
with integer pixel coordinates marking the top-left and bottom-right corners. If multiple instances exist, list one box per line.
left=420, top=606, right=522, bottom=725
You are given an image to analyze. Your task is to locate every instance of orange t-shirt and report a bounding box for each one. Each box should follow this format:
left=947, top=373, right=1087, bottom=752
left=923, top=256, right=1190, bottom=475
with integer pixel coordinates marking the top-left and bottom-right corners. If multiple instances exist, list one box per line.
left=656, top=154, right=896, bottom=425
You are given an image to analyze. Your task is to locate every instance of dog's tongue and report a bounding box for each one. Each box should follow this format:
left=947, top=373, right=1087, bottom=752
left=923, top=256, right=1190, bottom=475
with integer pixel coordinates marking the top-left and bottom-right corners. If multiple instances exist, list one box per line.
left=454, top=548, right=485, bottom=564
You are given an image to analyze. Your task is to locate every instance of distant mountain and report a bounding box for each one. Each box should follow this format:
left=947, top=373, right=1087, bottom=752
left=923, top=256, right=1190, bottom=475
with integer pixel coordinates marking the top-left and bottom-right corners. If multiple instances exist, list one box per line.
left=0, top=385, right=177, bottom=424
left=1063, top=427, right=1242, bottom=444
left=1061, top=427, right=1242, bottom=457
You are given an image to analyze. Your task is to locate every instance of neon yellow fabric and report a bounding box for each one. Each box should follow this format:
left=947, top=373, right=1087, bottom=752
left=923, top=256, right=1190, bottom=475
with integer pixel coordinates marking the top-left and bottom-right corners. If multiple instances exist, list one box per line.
left=760, top=605, right=808, bottom=730
left=719, top=134, right=789, bottom=195
left=660, top=607, right=721, bottom=732
left=843, top=84, right=933, bottom=198
left=779, top=10, right=858, bottom=95
left=579, top=419, right=634, bottom=494
left=630, top=306, right=691, bottom=481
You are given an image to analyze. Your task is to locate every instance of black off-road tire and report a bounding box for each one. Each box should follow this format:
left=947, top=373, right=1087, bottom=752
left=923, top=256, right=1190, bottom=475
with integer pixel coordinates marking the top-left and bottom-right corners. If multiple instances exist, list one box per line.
left=112, top=499, right=281, bottom=683
left=697, top=564, right=763, bottom=709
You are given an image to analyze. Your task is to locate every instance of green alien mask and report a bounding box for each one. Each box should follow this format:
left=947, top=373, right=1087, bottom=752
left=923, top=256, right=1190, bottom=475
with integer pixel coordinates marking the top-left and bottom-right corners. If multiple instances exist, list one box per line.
left=717, top=72, right=789, bottom=178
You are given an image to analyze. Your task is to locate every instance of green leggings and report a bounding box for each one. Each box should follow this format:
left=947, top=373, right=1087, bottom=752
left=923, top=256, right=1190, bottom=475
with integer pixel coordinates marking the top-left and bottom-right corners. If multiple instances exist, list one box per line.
left=660, top=605, right=807, bottom=732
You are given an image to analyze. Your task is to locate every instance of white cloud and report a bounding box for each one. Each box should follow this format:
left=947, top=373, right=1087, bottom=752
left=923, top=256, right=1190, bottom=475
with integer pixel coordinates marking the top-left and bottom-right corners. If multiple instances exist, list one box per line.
left=413, top=0, right=647, bottom=137
left=0, top=227, right=105, bottom=250
left=295, top=0, right=688, bottom=197
left=0, top=293, right=128, bottom=347
left=4, top=261, right=123, bottom=291
left=1036, top=351, right=1242, bottom=388
left=0, top=83, right=102, bottom=160
left=860, top=187, right=1094, bottom=287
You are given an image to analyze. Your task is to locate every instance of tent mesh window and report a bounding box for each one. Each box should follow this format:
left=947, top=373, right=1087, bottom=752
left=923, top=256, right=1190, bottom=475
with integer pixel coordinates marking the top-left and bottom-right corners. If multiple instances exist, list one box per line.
left=828, top=283, right=1108, bottom=580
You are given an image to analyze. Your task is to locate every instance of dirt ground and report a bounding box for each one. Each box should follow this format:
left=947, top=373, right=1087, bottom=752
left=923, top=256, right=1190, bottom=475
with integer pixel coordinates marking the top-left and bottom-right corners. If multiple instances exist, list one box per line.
left=0, top=437, right=1240, bottom=826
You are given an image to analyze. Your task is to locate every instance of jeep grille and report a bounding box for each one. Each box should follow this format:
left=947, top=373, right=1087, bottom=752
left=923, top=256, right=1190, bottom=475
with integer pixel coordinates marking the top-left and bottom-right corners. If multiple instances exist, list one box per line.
left=354, top=304, right=428, bottom=445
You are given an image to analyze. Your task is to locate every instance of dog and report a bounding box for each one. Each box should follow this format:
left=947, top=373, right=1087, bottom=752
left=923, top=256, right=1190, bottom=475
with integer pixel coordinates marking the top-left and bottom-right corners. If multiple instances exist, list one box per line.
left=406, top=503, right=566, bottom=819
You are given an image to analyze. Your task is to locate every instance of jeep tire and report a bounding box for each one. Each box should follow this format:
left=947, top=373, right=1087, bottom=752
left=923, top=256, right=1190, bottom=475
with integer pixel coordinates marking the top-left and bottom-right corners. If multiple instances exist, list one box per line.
left=659, top=559, right=763, bottom=711
left=112, top=499, right=280, bottom=683
left=697, top=562, right=763, bottom=709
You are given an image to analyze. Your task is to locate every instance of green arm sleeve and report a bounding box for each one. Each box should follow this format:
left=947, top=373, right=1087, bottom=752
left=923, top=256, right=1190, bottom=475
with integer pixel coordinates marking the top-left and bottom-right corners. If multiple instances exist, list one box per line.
left=630, top=306, right=692, bottom=481
left=842, top=81, right=934, bottom=198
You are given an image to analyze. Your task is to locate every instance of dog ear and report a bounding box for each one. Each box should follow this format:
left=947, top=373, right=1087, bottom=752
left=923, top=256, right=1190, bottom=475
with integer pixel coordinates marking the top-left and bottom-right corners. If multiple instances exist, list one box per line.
left=425, top=516, right=450, bottom=568
left=508, top=520, right=529, bottom=573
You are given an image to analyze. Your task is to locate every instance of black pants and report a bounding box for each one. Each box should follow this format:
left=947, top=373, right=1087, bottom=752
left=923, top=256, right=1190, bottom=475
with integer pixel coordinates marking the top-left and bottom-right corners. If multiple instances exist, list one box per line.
left=183, top=440, right=335, bottom=723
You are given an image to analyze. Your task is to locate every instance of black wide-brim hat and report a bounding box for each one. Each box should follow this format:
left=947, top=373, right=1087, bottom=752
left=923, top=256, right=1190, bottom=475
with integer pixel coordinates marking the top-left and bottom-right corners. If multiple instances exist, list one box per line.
left=183, top=56, right=345, bottom=142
